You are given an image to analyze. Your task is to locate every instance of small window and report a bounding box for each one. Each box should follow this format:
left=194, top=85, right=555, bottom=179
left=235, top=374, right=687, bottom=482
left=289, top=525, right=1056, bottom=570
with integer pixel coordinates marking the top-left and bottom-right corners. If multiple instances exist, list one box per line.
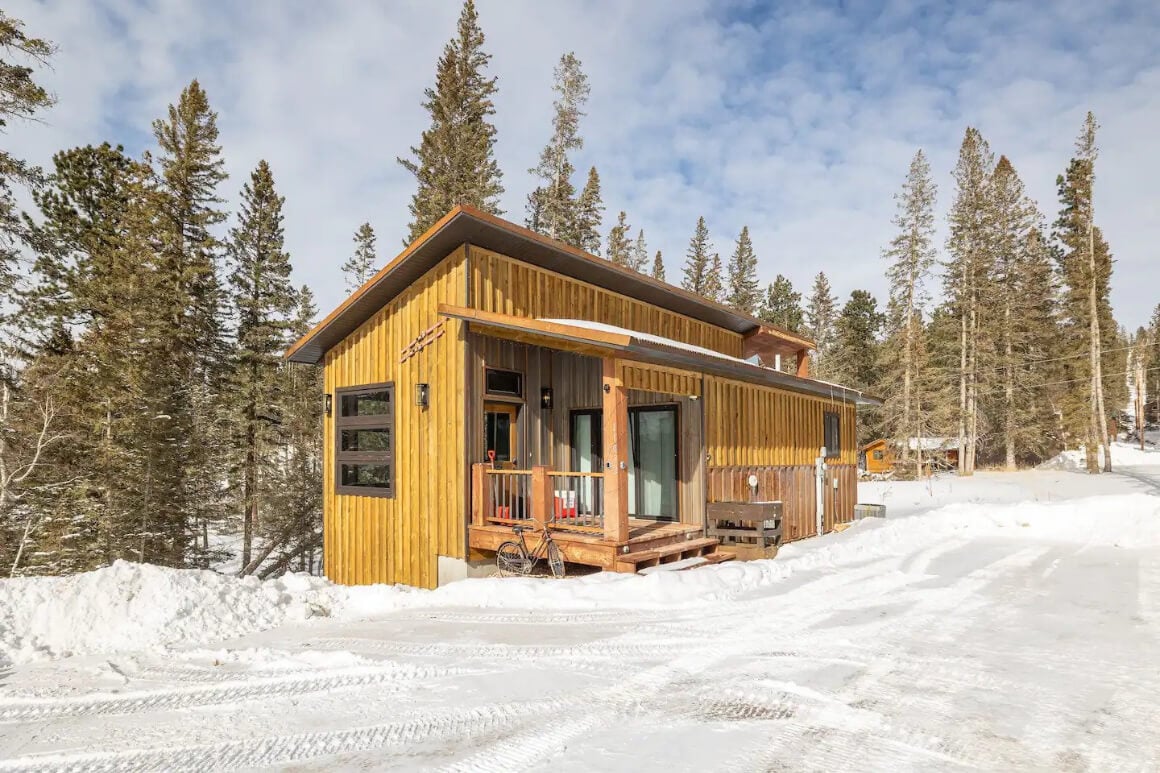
left=872, top=450, right=884, bottom=461
left=335, top=383, right=394, bottom=497
left=485, top=368, right=523, bottom=398
left=824, top=411, right=840, bottom=458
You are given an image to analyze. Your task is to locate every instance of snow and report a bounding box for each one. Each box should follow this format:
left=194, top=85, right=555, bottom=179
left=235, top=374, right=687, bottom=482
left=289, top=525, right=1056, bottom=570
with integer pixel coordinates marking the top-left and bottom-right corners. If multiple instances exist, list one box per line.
left=539, top=317, right=865, bottom=398
left=3, top=456, right=1160, bottom=769
left=0, top=561, right=411, bottom=667
left=1039, top=439, right=1160, bottom=471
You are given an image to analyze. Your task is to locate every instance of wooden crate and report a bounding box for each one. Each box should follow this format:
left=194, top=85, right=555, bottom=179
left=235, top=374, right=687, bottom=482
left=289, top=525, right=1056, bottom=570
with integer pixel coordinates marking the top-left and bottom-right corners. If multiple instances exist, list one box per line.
left=707, top=501, right=783, bottom=548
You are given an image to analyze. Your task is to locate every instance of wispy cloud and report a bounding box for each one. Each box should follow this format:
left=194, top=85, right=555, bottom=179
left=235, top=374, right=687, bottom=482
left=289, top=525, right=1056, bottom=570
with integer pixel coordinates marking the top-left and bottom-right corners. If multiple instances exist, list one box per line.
left=7, top=0, right=1159, bottom=327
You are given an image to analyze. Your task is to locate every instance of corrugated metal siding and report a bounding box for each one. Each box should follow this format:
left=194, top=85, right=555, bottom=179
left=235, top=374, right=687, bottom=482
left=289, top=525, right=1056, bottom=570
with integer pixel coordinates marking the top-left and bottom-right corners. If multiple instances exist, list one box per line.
left=322, top=247, right=467, bottom=589
left=470, top=248, right=744, bottom=357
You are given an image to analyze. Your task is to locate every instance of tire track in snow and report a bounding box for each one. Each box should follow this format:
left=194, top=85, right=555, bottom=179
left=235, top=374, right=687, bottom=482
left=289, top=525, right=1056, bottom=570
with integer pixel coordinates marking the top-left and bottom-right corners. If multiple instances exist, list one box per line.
left=440, top=560, right=931, bottom=772
left=0, top=696, right=573, bottom=773
left=0, top=663, right=467, bottom=721
left=305, top=636, right=694, bottom=662
left=1139, top=555, right=1160, bottom=636
left=718, top=545, right=1051, bottom=771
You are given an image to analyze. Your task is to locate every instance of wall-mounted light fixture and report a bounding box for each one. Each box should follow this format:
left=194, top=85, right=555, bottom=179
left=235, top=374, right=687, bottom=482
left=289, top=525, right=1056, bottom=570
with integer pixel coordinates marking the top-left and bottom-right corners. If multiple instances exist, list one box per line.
left=603, top=383, right=611, bottom=394
left=415, top=383, right=430, bottom=408
left=324, top=393, right=333, bottom=417
left=540, top=387, right=553, bottom=410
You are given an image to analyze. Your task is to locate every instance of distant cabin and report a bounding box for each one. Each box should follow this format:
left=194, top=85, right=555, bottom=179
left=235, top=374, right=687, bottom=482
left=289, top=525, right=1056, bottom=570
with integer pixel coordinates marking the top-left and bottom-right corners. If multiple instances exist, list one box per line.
left=860, top=438, right=959, bottom=475
left=287, top=206, right=881, bottom=589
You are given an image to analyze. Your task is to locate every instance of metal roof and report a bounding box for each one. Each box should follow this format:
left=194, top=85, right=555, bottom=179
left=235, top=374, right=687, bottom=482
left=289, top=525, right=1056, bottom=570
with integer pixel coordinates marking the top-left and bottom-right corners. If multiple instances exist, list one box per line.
left=438, top=305, right=883, bottom=406
left=286, top=206, right=812, bottom=364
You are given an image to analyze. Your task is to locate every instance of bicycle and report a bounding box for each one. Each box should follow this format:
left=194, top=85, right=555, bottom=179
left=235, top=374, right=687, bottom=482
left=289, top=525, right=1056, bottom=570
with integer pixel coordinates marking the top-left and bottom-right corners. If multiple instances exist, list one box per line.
left=496, top=523, right=565, bottom=578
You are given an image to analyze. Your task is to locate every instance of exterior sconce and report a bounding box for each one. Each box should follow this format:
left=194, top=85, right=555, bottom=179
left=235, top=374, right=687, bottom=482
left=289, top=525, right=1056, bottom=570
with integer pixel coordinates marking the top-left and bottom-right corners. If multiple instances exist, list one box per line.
left=324, top=393, right=333, bottom=417
left=603, top=383, right=611, bottom=394
left=415, top=383, right=430, bottom=408
left=541, top=387, right=553, bottom=410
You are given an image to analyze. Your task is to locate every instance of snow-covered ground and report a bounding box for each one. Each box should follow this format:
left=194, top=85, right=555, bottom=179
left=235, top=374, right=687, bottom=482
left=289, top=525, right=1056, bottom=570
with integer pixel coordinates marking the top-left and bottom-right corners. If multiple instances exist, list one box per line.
left=1, top=443, right=1159, bottom=771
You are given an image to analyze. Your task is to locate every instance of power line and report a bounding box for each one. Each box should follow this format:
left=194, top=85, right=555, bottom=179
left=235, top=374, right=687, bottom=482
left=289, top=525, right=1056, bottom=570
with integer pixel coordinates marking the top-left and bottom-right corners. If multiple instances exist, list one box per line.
left=921, top=341, right=1139, bottom=375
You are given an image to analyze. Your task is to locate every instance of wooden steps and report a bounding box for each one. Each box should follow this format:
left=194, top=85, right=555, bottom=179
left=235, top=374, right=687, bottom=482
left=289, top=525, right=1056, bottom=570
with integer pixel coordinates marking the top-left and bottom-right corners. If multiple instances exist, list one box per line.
left=614, top=536, right=722, bottom=572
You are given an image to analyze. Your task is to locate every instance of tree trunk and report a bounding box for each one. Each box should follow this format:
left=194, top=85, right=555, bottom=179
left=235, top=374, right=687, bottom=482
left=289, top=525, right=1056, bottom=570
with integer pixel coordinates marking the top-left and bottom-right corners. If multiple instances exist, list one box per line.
left=958, top=294, right=968, bottom=475
left=1135, top=353, right=1146, bottom=451
left=1088, top=209, right=1112, bottom=472
left=1004, top=305, right=1016, bottom=471
left=242, top=415, right=256, bottom=571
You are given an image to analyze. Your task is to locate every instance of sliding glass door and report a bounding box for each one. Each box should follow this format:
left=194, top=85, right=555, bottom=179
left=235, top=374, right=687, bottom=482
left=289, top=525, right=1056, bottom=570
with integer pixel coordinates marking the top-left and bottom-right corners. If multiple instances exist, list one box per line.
left=628, top=407, right=678, bottom=521
left=570, top=405, right=679, bottom=522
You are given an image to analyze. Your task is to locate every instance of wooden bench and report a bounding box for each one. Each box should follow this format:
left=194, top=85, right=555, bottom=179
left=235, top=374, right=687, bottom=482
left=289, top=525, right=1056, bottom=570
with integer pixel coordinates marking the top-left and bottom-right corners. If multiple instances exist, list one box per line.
left=707, top=501, right=783, bottom=552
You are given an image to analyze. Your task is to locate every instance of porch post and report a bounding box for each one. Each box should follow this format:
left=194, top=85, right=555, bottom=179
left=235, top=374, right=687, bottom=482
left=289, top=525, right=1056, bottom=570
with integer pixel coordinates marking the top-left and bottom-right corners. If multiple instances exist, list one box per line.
left=796, top=348, right=811, bottom=378
left=471, top=462, right=487, bottom=527
left=602, top=357, right=630, bottom=544
left=531, top=464, right=552, bottom=527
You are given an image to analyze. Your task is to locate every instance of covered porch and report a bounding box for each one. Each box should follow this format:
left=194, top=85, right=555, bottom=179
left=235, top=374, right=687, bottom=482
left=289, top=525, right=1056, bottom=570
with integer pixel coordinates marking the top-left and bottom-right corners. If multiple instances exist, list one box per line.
left=460, top=325, right=720, bottom=571
left=441, top=303, right=853, bottom=574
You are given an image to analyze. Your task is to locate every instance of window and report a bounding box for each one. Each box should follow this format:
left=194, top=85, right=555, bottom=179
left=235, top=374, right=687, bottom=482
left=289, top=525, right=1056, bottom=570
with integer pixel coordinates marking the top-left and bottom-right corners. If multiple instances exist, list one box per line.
left=485, top=368, right=523, bottom=398
left=335, top=383, right=394, bottom=497
left=872, top=450, right=884, bottom=461
left=484, top=403, right=518, bottom=463
left=824, top=411, right=840, bottom=458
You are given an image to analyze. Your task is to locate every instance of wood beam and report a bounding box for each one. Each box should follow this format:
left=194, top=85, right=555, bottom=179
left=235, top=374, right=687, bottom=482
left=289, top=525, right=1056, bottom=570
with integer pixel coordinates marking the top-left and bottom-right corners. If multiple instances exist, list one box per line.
left=602, top=358, right=630, bottom=545
left=796, top=348, right=811, bottom=378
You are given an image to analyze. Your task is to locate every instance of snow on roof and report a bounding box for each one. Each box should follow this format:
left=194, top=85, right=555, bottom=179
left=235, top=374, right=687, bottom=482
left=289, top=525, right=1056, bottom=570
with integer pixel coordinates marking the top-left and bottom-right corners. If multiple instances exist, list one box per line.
left=539, top=318, right=859, bottom=395
left=907, top=437, right=957, bottom=452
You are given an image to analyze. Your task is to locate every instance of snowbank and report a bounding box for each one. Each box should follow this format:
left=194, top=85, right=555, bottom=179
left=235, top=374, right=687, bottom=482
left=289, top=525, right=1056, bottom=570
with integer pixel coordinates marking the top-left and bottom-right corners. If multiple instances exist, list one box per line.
left=0, top=561, right=411, bottom=667
left=1040, top=441, right=1160, bottom=471
left=3, top=492, right=1159, bottom=666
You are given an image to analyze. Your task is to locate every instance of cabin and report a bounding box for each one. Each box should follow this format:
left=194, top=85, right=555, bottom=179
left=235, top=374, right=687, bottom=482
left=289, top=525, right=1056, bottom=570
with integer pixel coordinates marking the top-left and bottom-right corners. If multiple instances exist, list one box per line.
left=860, top=437, right=959, bottom=477
left=861, top=438, right=893, bottom=475
left=286, top=206, right=881, bottom=589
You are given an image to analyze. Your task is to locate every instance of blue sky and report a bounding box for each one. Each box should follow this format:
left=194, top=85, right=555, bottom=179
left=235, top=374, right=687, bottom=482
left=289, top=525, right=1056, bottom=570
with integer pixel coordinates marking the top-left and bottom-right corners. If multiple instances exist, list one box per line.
left=8, top=0, right=1160, bottom=329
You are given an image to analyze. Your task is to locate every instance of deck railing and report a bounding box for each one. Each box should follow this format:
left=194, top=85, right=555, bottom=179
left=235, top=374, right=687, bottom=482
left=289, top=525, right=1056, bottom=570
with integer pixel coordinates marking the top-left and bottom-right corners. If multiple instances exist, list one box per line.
left=471, top=464, right=606, bottom=536
left=546, top=471, right=605, bottom=533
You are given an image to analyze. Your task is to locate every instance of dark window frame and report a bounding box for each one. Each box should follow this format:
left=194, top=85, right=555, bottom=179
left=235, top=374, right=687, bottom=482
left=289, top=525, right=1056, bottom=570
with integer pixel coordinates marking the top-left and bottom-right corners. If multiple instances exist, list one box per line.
left=335, top=382, right=394, bottom=498
left=823, top=410, right=840, bottom=459
left=484, top=367, right=524, bottom=399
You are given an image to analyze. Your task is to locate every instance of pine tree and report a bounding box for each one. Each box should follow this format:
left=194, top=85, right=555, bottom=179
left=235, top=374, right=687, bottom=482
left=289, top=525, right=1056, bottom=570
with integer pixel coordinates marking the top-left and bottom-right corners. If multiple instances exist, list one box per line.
left=258, top=285, right=323, bottom=576
left=227, top=161, right=297, bottom=574
left=831, top=290, right=884, bottom=444
left=804, top=272, right=837, bottom=378
left=1053, top=113, right=1116, bottom=473
left=760, top=275, right=803, bottom=332
left=626, top=229, right=648, bottom=273
left=398, top=0, right=503, bottom=242
left=651, top=250, right=665, bottom=282
left=0, top=11, right=56, bottom=352
left=880, top=150, right=937, bottom=475
left=725, top=226, right=760, bottom=315
left=605, top=211, right=631, bottom=266
left=526, top=52, right=589, bottom=242
left=703, top=253, right=724, bottom=304
left=681, top=217, right=712, bottom=296
left=986, top=158, right=1058, bottom=469
left=573, top=167, right=603, bottom=254
left=147, top=78, right=230, bottom=566
left=945, top=127, right=995, bottom=475
left=342, top=222, right=378, bottom=292
left=12, top=146, right=157, bottom=573
left=1148, top=304, right=1160, bottom=427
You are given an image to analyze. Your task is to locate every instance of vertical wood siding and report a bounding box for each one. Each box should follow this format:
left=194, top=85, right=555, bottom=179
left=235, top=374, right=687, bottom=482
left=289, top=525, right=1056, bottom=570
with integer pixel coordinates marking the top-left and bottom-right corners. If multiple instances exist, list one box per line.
left=469, top=248, right=744, bottom=357
left=703, top=375, right=859, bottom=534
left=322, top=247, right=467, bottom=589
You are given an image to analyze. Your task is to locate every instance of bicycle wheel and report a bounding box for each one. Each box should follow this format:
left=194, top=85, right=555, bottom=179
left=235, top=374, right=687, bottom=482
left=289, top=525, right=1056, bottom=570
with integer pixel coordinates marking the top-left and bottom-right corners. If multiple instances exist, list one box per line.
left=496, top=541, right=530, bottom=575
left=546, top=540, right=565, bottom=579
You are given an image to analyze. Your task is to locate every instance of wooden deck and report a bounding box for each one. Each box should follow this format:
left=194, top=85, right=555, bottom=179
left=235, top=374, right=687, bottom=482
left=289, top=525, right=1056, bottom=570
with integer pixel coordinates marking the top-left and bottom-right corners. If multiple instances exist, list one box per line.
left=469, top=519, right=724, bottom=572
